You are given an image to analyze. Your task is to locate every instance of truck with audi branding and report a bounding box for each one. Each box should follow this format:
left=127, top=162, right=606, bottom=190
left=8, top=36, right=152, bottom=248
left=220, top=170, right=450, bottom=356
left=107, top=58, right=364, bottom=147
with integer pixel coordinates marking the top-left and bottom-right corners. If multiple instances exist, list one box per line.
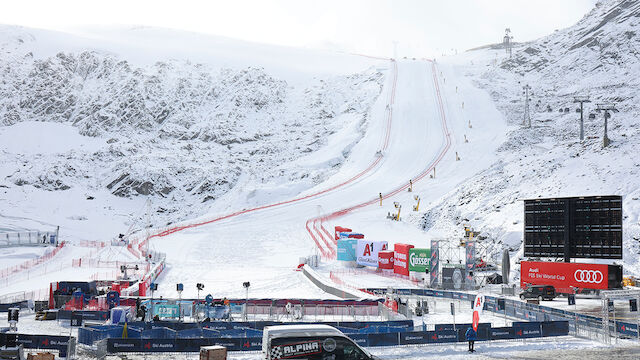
left=520, top=261, right=623, bottom=295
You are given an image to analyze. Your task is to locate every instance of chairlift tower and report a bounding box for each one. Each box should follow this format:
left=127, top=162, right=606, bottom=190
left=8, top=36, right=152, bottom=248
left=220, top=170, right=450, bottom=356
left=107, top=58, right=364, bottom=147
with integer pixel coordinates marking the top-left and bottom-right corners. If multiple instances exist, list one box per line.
left=503, top=28, right=513, bottom=58
left=523, top=84, right=532, bottom=128
left=573, top=96, right=591, bottom=141
left=596, top=103, right=619, bottom=147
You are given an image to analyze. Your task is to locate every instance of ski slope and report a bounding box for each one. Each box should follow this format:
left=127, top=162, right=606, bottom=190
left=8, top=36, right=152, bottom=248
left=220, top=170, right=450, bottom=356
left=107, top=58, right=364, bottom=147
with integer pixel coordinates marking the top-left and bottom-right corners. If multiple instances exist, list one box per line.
left=0, top=25, right=386, bottom=299
left=147, top=58, right=507, bottom=299
left=0, top=26, right=507, bottom=301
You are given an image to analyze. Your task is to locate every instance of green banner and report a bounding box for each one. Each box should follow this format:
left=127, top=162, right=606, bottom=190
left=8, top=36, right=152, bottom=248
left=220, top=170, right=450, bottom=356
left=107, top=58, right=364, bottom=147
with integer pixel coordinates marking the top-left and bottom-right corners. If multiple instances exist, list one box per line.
left=408, top=248, right=431, bottom=272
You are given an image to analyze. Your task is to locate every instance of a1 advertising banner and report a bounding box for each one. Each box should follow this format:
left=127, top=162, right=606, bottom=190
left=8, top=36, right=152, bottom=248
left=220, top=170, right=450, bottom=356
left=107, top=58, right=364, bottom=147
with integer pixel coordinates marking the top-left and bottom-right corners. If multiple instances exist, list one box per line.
left=337, top=239, right=357, bottom=261
left=520, top=261, right=610, bottom=291
left=393, top=243, right=414, bottom=276
left=408, top=248, right=431, bottom=272
left=430, top=240, right=439, bottom=288
left=378, top=250, right=394, bottom=270
left=356, top=240, right=388, bottom=267
left=472, top=294, right=485, bottom=332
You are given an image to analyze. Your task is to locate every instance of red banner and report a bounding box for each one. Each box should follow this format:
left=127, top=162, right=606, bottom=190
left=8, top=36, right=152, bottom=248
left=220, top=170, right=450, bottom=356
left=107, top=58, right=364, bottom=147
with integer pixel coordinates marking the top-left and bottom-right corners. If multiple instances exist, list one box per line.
left=378, top=251, right=394, bottom=270
left=520, top=261, right=610, bottom=291
left=393, top=243, right=414, bottom=276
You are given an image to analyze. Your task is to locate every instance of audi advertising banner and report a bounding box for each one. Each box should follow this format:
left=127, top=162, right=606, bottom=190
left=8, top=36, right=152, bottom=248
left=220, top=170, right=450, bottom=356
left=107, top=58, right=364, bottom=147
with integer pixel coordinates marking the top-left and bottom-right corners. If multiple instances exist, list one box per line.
left=408, top=248, right=431, bottom=272
left=520, top=261, right=619, bottom=292
left=356, top=240, right=388, bottom=267
left=430, top=240, right=439, bottom=288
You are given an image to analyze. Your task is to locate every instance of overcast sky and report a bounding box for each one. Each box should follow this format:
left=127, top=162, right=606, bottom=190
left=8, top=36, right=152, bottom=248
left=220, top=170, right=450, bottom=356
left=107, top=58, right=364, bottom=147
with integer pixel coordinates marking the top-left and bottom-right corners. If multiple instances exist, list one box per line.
left=1, top=0, right=599, bottom=57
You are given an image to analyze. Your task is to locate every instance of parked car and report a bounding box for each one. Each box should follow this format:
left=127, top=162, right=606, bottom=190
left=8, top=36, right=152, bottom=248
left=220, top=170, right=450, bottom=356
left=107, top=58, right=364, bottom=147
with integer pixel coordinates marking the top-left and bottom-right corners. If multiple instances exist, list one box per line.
left=520, top=285, right=556, bottom=301
left=262, top=324, right=379, bottom=360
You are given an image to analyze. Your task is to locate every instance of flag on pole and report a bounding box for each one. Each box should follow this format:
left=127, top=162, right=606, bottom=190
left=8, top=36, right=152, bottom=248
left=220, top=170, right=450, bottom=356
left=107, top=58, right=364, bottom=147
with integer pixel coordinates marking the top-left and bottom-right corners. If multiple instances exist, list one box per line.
left=472, top=294, right=485, bottom=332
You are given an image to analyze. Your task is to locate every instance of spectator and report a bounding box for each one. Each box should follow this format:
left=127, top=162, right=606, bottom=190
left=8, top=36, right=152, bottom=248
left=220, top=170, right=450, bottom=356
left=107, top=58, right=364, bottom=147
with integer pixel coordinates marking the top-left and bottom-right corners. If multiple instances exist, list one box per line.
left=465, top=326, right=477, bottom=352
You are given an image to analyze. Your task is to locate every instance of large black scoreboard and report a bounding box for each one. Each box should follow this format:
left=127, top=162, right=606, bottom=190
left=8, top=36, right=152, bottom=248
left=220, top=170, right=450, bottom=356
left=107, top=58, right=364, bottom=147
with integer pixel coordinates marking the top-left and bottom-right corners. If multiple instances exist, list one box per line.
left=524, top=195, right=622, bottom=261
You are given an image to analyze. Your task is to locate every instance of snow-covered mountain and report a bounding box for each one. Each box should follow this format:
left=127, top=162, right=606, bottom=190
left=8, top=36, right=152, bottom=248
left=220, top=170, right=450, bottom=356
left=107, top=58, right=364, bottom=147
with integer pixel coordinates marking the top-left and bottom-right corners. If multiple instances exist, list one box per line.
left=420, top=0, right=640, bottom=275
left=0, top=26, right=385, bottom=238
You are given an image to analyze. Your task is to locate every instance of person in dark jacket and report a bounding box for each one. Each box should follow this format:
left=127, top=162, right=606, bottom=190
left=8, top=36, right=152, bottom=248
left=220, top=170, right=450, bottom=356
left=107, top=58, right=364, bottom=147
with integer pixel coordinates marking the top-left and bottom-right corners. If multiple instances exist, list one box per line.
left=465, top=326, right=477, bottom=352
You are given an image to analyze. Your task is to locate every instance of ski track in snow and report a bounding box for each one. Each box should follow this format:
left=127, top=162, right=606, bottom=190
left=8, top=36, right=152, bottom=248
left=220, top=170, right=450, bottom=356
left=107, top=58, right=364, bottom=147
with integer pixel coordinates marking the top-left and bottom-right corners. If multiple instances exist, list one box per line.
left=1, top=3, right=639, bottom=355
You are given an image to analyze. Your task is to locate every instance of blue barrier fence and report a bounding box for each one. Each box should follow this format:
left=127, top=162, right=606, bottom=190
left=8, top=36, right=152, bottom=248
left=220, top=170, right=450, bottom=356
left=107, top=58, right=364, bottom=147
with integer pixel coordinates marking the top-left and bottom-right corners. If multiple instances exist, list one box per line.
left=79, top=320, right=415, bottom=345
left=365, top=288, right=638, bottom=339
left=57, top=309, right=110, bottom=321
left=0, top=333, right=72, bottom=357
left=0, top=301, right=29, bottom=311
left=104, top=320, right=569, bottom=353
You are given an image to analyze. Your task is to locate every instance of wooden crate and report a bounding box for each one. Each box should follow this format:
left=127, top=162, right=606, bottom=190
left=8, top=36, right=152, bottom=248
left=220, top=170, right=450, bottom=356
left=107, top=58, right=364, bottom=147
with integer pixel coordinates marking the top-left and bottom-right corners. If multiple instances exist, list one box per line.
left=200, top=345, right=227, bottom=360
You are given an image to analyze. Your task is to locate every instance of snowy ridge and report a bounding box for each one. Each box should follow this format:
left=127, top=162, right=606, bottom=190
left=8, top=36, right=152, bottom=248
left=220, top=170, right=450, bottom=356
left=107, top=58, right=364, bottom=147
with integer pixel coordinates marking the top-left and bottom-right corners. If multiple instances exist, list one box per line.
left=0, top=25, right=386, bottom=236
left=420, top=0, right=640, bottom=277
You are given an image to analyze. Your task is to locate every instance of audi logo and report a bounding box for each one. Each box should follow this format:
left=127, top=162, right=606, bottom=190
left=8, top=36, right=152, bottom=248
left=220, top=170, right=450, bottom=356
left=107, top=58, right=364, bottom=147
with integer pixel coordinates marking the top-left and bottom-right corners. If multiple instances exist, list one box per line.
left=574, top=270, right=604, bottom=283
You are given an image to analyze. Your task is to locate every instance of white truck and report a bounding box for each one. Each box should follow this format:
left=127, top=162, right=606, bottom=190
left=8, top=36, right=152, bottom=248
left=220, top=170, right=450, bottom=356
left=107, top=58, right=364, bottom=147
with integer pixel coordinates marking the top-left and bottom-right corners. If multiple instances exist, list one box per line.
left=262, top=324, right=378, bottom=360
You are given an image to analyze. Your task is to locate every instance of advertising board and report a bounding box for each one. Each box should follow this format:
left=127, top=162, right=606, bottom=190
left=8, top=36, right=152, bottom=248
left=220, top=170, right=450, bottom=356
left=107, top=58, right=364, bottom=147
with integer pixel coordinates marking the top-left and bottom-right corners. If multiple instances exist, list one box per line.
left=334, top=226, right=352, bottom=240
left=339, top=232, right=364, bottom=239
left=430, top=240, right=439, bottom=288
left=394, top=243, right=414, bottom=276
left=337, top=239, right=357, bottom=261
left=442, top=267, right=464, bottom=290
left=520, top=261, right=615, bottom=292
left=153, top=304, right=180, bottom=319
left=356, top=240, right=388, bottom=267
left=408, top=248, right=430, bottom=272
left=378, top=251, right=394, bottom=270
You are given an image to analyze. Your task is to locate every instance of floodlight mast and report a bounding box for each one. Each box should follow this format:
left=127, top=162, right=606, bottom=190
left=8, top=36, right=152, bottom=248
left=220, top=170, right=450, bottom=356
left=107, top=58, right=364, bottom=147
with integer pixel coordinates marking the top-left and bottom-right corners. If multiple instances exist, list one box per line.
left=243, top=281, right=250, bottom=321
left=573, top=96, right=591, bottom=141
left=196, top=283, right=204, bottom=322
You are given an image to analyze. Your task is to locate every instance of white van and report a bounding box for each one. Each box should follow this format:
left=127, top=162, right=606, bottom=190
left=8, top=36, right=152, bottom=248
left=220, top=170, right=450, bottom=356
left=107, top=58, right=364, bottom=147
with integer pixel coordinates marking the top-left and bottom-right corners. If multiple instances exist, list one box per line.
left=262, top=324, right=378, bottom=360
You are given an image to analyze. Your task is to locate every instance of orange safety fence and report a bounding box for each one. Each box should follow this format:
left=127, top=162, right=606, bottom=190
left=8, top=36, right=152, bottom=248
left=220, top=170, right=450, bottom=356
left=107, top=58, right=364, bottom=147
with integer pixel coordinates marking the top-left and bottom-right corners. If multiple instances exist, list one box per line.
left=0, top=242, right=66, bottom=279
left=76, top=240, right=107, bottom=248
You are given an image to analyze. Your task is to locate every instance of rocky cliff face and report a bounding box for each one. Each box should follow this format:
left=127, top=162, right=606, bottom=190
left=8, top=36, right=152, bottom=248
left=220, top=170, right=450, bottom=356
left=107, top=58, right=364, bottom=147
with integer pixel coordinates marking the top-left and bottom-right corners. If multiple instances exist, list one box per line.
left=0, top=26, right=385, bottom=227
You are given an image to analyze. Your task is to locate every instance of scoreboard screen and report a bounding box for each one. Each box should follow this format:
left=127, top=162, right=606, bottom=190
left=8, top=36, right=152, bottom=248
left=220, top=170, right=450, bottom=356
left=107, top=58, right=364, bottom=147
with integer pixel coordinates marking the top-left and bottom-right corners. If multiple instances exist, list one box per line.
left=523, top=195, right=622, bottom=260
